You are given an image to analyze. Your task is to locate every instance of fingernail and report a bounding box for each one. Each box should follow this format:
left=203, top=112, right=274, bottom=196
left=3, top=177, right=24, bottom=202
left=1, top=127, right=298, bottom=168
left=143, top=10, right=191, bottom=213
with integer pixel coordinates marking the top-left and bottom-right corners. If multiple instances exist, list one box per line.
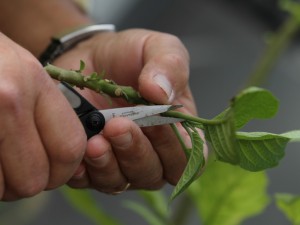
left=153, top=74, right=175, bottom=103
left=110, top=132, right=133, bottom=149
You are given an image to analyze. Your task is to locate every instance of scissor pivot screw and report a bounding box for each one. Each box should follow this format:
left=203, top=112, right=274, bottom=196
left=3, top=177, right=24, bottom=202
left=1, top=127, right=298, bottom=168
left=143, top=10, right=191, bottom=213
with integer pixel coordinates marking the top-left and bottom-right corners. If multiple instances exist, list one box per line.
left=86, top=111, right=105, bottom=132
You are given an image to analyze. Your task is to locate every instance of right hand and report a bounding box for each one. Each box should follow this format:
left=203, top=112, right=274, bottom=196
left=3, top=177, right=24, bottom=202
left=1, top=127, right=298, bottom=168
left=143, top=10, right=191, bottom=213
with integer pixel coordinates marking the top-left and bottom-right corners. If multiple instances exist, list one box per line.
left=0, top=33, right=87, bottom=201
left=54, top=29, right=201, bottom=193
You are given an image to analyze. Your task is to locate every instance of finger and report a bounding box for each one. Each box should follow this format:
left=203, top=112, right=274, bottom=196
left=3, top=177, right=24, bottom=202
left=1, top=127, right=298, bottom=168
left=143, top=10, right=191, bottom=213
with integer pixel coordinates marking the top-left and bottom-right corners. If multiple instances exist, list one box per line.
left=138, top=32, right=190, bottom=104
left=0, top=35, right=86, bottom=199
left=81, top=135, right=128, bottom=193
left=0, top=99, right=49, bottom=200
left=142, top=124, right=188, bottom=185
left=90, top=30, right=189, bottom=104
left=67, top=162, right=90, bottom=189
left=0, top=58, right=49, bottom=200
left=34, top=80, right=87, bottom=190
left=103, top=118, right=165, bottom=190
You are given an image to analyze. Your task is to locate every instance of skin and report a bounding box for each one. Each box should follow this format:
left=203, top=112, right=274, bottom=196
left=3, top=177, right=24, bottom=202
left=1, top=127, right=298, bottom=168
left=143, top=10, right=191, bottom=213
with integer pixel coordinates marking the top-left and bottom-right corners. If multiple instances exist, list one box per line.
left=55, top=30, right=197, bottom=193
left=0, top=33, right=87, bottom=200
left=0, top=0, right=206, bottom=200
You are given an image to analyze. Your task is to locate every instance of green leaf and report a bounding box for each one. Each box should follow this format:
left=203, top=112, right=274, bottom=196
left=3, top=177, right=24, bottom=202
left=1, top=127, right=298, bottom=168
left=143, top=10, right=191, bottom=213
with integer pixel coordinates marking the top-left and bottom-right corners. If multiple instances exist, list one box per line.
left=280, top=0, right=300, bottom=24
left=236, top=130, right=300, bottom=171
left=170, top=128, right=205, bottom=201
left=203, top=87, right=297, bottom=171
left=204, top=110, right=239, bottom=164
left=170, top=123, right=191, bottom=158
left=123, top=201, right=167, bottom=225
left=138, top=190, right=168, bottom=219
left=124, top=190, right=169, bottom=225
left=79, top=60, right=86, bottom=72
left=231, top=87, right=279, bottom=129
left=188, top=159, right=270, bottom=225
left=60, top=186, right=122, bottom=225
left=275, top=193, right=300, bottom=225
left=281, top=130, right=300, bottom=141
left=204, top=87, right=279, bottom=165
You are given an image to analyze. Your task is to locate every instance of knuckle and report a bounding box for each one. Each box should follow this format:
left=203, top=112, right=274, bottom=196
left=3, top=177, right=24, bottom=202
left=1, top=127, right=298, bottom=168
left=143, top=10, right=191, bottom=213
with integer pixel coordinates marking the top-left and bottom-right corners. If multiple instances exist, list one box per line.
left=14, top=178, right=47, bottom=198
left=55, top=134, right=86, bottom=164
left=143, top=176, right=165, bottom=190
left=166, top=34, right=190, bottom=58
left=0, top=82, right=23, bottom=114
left=132, top=174, right=165, bottom=190
left=162, top=52, right=188, bottom=73
left=23, top=55, right=45, bottom=79
left=127, top=165, right=164, bottom=189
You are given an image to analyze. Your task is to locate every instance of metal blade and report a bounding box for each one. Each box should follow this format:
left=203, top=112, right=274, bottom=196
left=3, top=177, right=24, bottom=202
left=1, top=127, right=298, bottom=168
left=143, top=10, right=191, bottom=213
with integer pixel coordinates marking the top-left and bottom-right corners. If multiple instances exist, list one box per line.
left=58, top=83, right=81, bottom=109
left=58, top=82, right=98, bottom=116
left=134, top=116, right=184, bottom=127
left=99, top=105, right=182, bottom=123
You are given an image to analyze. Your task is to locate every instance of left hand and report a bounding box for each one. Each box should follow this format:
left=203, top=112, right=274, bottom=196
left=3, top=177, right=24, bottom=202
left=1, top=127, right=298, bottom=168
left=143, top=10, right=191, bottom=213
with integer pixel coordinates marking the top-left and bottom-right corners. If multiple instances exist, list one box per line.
left=53, top=29, right=204, bottom=194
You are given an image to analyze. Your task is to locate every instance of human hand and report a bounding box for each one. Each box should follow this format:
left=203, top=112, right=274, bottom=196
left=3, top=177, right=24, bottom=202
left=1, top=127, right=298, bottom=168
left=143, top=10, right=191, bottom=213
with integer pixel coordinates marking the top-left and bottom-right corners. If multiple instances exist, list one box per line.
left=53, top=29, right=206, bottom=194
left=0, top=33, right=87, bottom=201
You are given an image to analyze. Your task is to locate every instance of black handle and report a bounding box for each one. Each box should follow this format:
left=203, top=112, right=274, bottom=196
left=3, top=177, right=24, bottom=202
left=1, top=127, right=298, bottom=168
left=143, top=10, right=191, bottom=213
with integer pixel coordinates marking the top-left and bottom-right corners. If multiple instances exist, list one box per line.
left=59, top=82, right=105, bottom=139
left=79, top=110, right=106, bottom=139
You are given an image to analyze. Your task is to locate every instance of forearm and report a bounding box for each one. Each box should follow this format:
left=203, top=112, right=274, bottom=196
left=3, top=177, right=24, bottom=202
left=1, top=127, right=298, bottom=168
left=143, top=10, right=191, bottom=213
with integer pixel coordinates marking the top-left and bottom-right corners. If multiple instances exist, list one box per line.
left=0, top=0, right=92, bottom=56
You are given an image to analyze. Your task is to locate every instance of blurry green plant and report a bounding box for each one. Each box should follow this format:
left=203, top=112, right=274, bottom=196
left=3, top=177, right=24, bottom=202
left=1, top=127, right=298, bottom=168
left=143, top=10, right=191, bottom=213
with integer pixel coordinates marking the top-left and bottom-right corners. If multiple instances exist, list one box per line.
left=0, top=193, right=50, bottom=225
left=275, top=193, right=300, bottom=225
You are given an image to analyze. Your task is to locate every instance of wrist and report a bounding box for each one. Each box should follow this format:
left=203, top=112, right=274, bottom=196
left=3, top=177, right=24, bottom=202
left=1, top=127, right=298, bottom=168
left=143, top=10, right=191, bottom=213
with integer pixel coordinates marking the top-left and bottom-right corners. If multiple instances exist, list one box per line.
left=39, top=24, right=115, bottom=66
left=0, top=0, right=92, bottom=57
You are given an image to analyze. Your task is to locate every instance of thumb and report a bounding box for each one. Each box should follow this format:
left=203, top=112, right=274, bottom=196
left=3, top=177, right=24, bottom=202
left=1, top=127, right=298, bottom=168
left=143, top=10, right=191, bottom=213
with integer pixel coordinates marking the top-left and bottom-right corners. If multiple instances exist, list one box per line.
left=140, top=72, right=175, bottom=104
left=137, top=33, right=190, bottom=104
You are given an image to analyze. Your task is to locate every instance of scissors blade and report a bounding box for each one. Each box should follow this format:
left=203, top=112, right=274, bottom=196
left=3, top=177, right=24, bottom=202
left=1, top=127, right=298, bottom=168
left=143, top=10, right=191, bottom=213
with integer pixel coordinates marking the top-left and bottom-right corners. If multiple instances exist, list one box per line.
left=58, top=82, right=81, bottom=109
left=99, top=105, right=182, bottom=123
left=134, top=115, right=184, bottom=127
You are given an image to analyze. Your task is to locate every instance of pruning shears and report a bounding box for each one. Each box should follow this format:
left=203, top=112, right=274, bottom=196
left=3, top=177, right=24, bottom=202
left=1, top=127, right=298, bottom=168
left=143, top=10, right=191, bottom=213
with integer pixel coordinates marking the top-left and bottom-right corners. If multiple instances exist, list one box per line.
left=58, top=82, right=184, bottom=139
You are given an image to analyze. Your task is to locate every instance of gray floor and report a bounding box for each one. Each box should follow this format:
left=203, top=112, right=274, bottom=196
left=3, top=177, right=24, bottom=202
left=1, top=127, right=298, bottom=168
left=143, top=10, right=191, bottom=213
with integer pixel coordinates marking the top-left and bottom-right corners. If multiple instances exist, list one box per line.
left=1, top=0, right=300, bottom=224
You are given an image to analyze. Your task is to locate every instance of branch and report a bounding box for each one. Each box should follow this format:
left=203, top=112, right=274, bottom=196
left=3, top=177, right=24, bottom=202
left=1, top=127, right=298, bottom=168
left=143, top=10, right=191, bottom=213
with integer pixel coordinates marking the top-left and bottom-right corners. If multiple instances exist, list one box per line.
left=244, top=15, right=299, bottom=88
left=44, top=64, right=149, bottom=105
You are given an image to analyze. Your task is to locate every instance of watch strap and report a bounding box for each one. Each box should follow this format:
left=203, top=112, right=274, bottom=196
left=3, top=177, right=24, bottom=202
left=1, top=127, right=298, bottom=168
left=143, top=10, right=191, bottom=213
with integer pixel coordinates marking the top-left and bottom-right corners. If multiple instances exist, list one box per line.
left=39, top=24, right=115, bottom=66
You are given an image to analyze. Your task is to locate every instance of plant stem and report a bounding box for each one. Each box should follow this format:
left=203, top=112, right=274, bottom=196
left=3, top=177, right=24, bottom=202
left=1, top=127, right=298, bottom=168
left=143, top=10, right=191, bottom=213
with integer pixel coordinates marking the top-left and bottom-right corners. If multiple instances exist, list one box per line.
left=244, top=16, right=299, bottom=88
left=45, top=64, right=228, bottom=127
left=163, top=111, right=226, bottom=126
left=45, top=64, right=149, bottom=105
left=171, top=124, right=190, bottom=157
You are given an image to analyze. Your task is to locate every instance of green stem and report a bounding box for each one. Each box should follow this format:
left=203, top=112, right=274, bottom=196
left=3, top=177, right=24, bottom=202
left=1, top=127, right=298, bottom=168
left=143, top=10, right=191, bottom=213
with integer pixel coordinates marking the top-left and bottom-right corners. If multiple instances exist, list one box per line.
left=171, top=124, right=190, bottom=158
left=45, top=64, right=227, bottom=127
left=45, top=64, right=149, bottom=105
left=244, top=16, right=299, bottom=88
left=163, top=111, right=226, bottom=126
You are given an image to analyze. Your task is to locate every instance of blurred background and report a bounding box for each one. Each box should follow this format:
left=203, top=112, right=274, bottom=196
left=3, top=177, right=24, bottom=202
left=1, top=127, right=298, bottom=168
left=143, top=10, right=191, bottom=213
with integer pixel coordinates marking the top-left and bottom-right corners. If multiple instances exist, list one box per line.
left=2, top=0, right=300, bottom=224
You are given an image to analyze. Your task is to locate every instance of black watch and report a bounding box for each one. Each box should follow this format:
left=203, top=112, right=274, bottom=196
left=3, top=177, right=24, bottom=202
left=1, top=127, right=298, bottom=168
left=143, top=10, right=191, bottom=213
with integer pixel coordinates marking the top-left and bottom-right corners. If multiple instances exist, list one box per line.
left=39, top=24, right=115, bottom=66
